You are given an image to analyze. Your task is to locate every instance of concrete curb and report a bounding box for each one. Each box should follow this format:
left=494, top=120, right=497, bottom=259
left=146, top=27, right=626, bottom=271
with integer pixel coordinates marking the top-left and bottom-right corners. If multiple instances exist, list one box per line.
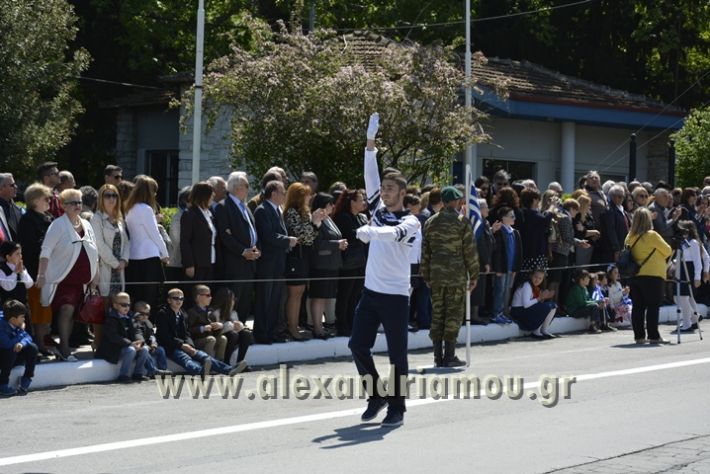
left=10, top=304, right=706, bottom=390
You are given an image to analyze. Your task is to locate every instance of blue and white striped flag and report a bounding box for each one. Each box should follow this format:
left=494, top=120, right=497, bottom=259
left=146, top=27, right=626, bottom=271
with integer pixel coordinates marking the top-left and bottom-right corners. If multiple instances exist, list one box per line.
left=466, top=166, right=483, bottom=239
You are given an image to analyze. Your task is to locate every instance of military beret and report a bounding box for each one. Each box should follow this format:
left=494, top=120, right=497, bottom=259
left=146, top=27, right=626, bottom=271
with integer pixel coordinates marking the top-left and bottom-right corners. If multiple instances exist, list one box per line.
left=441, top=186, right=463, bottom=203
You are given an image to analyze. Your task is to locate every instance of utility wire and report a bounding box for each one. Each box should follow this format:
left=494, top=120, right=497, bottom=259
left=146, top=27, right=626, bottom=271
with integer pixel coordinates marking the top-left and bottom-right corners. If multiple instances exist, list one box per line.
left=336, top=0, right=597, bottom=32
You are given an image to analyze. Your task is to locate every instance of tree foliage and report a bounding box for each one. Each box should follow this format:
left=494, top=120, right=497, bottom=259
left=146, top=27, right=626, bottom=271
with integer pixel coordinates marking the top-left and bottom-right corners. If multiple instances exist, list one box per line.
left=0, top=0, right=89, bottom=180
left=189, top=26, right=491, bottom=186
left=673, top=106, right=710, bottom=187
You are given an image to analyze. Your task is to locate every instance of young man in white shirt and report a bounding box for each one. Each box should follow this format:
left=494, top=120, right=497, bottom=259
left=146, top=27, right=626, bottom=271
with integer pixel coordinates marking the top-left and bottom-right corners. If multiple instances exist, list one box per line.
left=349, top=113, right=420, bottom=427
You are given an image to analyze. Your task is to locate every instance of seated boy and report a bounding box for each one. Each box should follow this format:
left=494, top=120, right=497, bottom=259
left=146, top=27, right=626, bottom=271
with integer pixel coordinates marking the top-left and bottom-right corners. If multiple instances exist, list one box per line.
left=564, top=270, right=607, bottom=334
left=96, top=292, right=150, bottom=383
left=133, top=301, right=172, bottom=378
left=0, top=300, right=38, bottom=396
left=154, top=288, right=246, bottom=376
left=187, top=285, right=227, bottom=360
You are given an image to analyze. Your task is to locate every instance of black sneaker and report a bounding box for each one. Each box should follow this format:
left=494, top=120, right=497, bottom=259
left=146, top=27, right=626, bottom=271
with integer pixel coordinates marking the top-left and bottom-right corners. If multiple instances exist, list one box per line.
left=361, top=397, right=388, bottom=422
left=381, top=408, right=404, bottom=427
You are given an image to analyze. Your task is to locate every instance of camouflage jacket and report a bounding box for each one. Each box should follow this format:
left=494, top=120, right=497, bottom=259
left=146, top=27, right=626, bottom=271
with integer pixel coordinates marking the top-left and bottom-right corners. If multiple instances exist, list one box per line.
left=421, top=206, right=479, bottom=287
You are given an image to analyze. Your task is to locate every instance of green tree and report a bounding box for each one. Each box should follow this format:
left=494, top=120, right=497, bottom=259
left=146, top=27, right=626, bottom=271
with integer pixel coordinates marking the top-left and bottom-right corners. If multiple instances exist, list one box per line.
left=0, top=0, right=89, bottom=180
left=672, top=105, right=710, bottom=187
left=187, top=27, right=494, bottom=186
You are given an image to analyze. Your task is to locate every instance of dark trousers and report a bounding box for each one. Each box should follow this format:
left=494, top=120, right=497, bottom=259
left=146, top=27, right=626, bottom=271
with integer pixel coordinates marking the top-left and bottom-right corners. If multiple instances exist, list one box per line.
left=232, top=280, right=254, bottom=324
left=629, top=276, right=663, bottom=340
left=126, top=257, right=165, bottom=315
left=571, top=305, right=601, bottom=322
left=224, top=329, right=254, bottom=364
left=254, top=271, right=285, bottom=343
left=335, top=267, right=365, bottom=336
left=0, top=343, right=38, bottom=385
left=349, top=288, right=409, bottom=411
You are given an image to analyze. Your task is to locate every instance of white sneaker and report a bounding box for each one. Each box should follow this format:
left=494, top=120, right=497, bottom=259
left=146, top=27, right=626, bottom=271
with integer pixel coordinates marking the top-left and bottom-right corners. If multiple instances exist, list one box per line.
left=228, top=360, right=248, bottom=376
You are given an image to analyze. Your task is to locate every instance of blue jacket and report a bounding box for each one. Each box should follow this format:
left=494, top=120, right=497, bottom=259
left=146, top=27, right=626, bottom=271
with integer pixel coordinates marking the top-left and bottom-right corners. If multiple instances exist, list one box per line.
left=0, top=317, right=33, bottom=350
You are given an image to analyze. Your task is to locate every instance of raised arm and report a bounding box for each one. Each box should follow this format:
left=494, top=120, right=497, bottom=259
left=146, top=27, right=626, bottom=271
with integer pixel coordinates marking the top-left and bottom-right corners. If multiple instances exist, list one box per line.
left=364, top=113, right=382, bottom=211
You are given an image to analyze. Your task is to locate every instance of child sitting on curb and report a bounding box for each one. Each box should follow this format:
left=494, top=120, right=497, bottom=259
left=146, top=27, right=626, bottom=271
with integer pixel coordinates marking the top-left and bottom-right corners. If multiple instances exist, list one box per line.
left=133, top=301, right=172, bottom=378
left=565, top=270, right=606, bottom=334
left=0, top=300, right=37, bottom=396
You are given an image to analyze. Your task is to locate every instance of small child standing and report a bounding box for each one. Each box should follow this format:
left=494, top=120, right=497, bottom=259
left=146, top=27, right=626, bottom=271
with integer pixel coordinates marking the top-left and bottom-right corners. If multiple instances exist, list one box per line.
left=0, top=300, right=37, bottom=396
left=491, top=206, right=522, bottom=324
left=606, top=264, right=632, bottom=327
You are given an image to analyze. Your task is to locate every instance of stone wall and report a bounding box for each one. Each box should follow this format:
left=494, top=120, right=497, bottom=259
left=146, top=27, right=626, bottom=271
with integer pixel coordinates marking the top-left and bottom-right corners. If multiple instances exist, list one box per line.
left=178, top=99, right=236, bottom=187
left=115, top=109, right=137, bottom=178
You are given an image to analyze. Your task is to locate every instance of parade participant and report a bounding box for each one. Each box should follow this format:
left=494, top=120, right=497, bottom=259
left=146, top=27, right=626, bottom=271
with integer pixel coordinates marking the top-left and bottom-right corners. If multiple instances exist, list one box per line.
left=349, top=113, right=420, bottom=427
left=421, top=186, right=479, bottom=367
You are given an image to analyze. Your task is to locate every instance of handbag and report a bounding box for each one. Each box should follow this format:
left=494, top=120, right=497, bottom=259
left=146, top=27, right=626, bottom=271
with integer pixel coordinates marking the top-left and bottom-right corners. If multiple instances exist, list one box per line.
left=617, top=233, right=656, bottom=279
left=76, top=290, right=107, bottom=325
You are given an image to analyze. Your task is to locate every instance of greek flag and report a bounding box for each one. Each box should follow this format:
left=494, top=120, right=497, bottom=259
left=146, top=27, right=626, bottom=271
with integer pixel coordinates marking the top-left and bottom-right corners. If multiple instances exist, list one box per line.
left=467, top=167, right=483, bottom=239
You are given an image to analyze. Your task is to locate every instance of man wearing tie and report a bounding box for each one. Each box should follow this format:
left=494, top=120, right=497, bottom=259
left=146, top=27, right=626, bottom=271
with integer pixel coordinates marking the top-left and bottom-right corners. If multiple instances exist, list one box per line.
left=214, top=171, right=261, bottom=324
left=253, top=180, right=297, bottom=344
left=0, top=174, right=23, bottom=242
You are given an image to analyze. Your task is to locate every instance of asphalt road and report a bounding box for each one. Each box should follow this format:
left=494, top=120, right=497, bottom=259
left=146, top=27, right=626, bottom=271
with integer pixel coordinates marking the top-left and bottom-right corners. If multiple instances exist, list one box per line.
left=1, top=323, right=709, bottom=474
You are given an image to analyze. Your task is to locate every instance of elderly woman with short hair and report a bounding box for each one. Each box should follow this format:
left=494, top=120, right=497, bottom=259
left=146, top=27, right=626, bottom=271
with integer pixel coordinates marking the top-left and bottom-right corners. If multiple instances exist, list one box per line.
left=18, top=183, right=54, bottom=356
left=36, top=189, right=99, bottom=361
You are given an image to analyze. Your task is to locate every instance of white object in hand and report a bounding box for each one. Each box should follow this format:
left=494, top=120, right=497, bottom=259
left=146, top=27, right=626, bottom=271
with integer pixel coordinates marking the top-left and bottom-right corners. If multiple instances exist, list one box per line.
left=356, top=225, right=371, bottom=244
left=366, top=112, right=380, bottom=140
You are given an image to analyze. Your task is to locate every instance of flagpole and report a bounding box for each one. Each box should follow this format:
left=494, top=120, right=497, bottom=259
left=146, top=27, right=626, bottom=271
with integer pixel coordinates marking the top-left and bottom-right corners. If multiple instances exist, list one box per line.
left=192, top=0, right=205, bottom=184
left=465, top=165, right=472, bottom=368
left=464, top=0, right=477, bottom=179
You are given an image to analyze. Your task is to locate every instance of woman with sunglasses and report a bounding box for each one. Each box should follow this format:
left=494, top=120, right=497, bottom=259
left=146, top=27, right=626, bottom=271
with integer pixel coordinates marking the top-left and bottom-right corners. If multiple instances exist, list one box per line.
left=36, top=189, right=99, bottom=361
left=90, top=184, right=130, bottom=349
left=18, top=183, right=55, bottom=357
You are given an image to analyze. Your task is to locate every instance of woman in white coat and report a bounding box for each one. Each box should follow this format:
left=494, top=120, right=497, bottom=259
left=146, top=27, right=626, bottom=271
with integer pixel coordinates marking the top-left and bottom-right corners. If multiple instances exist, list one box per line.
left=36, top=189, right=99, bottom=361
left=90, top=184, right=130, bottom=297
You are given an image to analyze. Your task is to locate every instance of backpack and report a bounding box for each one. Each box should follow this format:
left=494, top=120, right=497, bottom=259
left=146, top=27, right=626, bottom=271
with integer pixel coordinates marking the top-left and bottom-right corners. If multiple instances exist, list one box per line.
left=617, top=232, right=656, bottom=279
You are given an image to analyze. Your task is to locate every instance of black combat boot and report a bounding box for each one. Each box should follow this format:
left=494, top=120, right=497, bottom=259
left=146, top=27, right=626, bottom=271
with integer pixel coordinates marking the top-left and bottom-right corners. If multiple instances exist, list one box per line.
left=444, top=341, right=466, bottom=367
left=433, top=341, right=443, bottom=367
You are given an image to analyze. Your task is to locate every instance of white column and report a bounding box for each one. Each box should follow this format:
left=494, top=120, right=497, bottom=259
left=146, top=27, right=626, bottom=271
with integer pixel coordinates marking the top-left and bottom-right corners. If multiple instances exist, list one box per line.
left=561, top=121, right=575, bottom=193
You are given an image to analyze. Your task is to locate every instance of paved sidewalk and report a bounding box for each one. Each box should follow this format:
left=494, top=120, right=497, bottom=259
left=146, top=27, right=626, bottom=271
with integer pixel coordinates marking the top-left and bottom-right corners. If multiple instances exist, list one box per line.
left=549, top=435, right=710, bottom=473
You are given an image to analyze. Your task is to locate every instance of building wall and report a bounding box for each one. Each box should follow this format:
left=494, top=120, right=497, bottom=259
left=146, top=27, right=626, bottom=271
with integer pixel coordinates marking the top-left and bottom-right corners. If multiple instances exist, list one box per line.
left=115, top=107, right=180, bottom=178
left=476, top=117, right=670, bottom=189
left=177, top=100, right=234, bottom=189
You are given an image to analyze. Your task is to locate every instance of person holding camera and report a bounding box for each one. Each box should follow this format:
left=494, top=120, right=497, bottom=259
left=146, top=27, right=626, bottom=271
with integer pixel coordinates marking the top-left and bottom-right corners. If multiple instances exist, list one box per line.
left=624, top=208, right=672, bottom=344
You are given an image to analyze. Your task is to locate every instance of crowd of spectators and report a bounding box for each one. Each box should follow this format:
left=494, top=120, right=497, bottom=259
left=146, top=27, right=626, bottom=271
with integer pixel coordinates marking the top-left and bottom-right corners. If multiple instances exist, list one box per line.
left=1, top=161, right=710, bottom=395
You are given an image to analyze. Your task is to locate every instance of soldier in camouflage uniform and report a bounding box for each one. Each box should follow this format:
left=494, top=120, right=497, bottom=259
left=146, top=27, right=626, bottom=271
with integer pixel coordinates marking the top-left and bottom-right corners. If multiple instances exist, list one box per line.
left=421, top=186, right=480, bottom=367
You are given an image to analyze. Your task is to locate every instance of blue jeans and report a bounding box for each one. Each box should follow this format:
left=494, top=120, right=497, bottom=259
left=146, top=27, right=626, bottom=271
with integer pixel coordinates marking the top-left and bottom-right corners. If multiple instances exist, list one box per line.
left=170, top=349, right=233, bottom=376
left=144, top=346, right=168, bottom=375
left=119, top=345, right=149, bottom=378
left=492, top=272, right=513, bottom=317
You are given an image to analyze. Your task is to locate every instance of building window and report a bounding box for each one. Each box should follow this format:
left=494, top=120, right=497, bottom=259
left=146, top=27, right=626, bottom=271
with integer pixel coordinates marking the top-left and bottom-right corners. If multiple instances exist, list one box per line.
left=482, top=159, right=536, bottom=182
left=145, top=150, right=179, bottom=207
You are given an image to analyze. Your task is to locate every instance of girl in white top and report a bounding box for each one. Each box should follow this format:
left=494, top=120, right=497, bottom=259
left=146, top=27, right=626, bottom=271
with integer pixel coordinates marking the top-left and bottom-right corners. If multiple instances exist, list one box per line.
left=606, top=265, right=632, bottom=326
left=124, top=176, right=169, bottom=314
left=675, top=221, right=703, bottom=331
left=510, top=269, right=558, bottom=339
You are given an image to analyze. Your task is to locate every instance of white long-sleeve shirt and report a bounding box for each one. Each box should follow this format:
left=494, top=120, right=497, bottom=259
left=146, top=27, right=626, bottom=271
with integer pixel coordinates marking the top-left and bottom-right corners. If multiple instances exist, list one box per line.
left=0, top=263, right=33, bottom=292
left=357, top=148, right=420, bottom=296
left=681, top=238, right=703, bottom=281
left=125, top=203, right=169, bottom=260
left=511, top=282, right=539, bottom=309
left=607, top=281, right=626, bottom=306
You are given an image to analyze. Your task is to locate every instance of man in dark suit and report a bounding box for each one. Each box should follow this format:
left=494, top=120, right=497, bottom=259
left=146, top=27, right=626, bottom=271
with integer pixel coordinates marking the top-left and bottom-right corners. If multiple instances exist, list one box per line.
left=599, top=185, right=629, bottom=264
left=253, top=180, right=297, bottom=344
left=0, top=174, right=24, bottom=241
left=214, top=171, right=261, bottom=323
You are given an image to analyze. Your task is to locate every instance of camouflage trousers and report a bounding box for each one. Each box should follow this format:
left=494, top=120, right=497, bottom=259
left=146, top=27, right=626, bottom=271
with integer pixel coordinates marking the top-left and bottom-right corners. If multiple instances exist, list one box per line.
left=429, top=285, right=466, bottom=342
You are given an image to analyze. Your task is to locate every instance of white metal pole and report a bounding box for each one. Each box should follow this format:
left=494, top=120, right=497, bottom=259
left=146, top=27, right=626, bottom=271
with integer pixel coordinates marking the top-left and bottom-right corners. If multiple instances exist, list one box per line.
left=192, top=0, right=205, bottom=184
left=464, top=0, right=476, bottom=179
left=465, top=164, right=472, bottom=367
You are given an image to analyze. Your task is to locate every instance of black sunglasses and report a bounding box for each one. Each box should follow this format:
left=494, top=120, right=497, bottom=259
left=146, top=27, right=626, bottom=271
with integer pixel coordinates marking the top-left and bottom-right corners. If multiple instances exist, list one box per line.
left=116, top=302, right=131, bottom=308
left=103, top=193, right=119, bottom=199
left=169, top=296, right=185, bottom=301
